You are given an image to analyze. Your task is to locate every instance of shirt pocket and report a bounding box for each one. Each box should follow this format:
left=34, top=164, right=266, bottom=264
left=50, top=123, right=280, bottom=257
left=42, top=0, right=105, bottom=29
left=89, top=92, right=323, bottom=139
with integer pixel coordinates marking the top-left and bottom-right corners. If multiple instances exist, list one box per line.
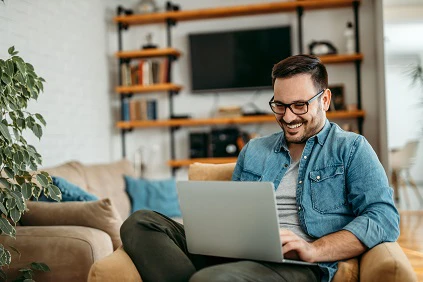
left=309, top=165, right=346, bottom=213
left=240, top=170, right=262, bottom=181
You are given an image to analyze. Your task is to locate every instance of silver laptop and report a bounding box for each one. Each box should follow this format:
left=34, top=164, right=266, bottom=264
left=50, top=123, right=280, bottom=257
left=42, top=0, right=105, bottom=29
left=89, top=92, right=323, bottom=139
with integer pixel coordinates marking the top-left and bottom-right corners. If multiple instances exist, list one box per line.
left=177, top=181, right=316, bottom=266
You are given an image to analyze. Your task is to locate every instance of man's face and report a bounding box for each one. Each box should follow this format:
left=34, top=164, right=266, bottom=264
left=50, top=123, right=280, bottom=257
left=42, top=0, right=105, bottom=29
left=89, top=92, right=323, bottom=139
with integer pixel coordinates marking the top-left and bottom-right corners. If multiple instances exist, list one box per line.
left=273, top=74, right=331, bottom=144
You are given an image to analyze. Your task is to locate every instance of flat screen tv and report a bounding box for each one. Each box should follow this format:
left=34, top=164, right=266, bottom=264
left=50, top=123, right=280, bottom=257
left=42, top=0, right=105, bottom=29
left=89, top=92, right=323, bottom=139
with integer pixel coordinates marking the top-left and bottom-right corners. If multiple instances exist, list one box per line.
left=189, top=26, right=292, bottom=93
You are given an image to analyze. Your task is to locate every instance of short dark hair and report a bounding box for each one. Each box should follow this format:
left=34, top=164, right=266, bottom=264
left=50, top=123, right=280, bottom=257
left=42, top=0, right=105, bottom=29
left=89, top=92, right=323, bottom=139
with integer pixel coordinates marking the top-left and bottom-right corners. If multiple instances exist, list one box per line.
left=271, top=54, right=328, bottom=91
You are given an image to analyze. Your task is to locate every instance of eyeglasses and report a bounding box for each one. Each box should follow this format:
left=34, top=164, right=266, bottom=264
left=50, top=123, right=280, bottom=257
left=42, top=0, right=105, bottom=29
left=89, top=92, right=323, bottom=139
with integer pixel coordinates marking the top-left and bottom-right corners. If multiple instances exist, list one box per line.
left=269, top=89, right=325, bottom=115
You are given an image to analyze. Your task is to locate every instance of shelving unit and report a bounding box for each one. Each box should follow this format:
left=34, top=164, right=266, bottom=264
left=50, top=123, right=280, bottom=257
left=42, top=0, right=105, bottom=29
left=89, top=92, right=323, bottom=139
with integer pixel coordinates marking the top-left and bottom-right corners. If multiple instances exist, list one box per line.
left=114, top=0, right=363, bottom=174
left=116, top=110, right=365, bottom=129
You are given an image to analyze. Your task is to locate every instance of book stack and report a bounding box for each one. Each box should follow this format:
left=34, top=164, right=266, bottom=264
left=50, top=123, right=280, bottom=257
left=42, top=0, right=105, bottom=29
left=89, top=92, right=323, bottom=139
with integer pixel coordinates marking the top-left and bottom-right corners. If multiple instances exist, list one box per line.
left=121, top=58, right=168, bottom=86
left=122, top=99, right=157, bottom=121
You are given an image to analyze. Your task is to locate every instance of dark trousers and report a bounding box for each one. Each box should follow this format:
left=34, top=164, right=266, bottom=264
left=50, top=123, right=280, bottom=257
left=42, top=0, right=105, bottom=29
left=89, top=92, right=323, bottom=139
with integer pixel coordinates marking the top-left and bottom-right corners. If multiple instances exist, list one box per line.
left=121, top=210, right=321, bottom=282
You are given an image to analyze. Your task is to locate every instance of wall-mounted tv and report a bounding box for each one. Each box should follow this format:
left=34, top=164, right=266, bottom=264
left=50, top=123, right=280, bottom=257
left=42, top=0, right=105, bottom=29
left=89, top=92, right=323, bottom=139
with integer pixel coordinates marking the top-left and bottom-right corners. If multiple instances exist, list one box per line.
left=189, top=26, right=292, bottom=93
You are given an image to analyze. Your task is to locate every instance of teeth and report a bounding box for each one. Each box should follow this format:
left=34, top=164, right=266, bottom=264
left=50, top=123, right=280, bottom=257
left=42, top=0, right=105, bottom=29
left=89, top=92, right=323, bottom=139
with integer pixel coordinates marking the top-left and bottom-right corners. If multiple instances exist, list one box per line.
left=287, top=123, right=303, bottom=129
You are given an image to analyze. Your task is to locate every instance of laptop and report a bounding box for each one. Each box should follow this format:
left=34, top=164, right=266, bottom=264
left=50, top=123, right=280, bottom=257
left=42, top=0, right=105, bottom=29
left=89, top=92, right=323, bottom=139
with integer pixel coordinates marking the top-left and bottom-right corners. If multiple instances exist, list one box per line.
left=177, top=181, right=316, bottom=266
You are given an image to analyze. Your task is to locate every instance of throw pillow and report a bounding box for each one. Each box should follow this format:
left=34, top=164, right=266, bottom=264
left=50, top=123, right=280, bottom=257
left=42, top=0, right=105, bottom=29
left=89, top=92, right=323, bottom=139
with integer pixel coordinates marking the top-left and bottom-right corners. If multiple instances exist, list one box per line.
left=21, top=198, right=122, bottom=250
left=124, top=176, right=181, bottom=217
left=38, top=176, right=98, bottom=202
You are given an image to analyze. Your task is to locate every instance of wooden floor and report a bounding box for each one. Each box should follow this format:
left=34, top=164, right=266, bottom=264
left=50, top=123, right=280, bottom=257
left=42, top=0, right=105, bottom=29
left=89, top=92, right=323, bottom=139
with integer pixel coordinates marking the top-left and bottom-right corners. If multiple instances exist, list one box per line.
left=398, top=210, right=423, bottom=281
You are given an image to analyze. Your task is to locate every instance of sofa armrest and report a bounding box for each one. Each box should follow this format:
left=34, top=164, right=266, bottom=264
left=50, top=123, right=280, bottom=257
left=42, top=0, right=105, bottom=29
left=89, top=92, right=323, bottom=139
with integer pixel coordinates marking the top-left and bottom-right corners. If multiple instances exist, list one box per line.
left=0, top=226, right=113, bottom=282
left=360, top=242, right=417, bottom=282
left=88, top=246, right=142, bottom=282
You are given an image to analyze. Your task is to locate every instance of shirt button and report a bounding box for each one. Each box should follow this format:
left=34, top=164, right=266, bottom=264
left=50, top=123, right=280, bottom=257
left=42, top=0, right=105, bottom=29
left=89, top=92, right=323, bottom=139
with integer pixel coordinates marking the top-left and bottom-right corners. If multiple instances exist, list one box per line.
left=298, top=206, right=302, bottom=211
left=303, top=156, right=307, bottom=159
left=299, top=180, right=302, bottom=184
left=316, top=176, right=320, bottom=180
left=284, top=164, right=288, bottom=168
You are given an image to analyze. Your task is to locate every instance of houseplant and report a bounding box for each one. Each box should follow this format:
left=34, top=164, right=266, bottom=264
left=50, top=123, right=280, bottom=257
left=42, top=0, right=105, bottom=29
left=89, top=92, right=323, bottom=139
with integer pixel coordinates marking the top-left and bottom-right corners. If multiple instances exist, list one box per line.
left=0, top=46, right=61, bottom=280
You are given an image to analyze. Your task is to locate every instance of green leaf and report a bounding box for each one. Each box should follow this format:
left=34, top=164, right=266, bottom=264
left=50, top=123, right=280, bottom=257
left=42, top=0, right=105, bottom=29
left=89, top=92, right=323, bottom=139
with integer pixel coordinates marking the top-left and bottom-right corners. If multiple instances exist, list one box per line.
left=25, top=63, right=34, bottom=72
left=31, top=184, right=41, bottom=199
left=15, top=59, right=26, bottom=74
left=6, top=198, right=16, bottom=209
left=0, top=202, right=7, bottom=216
left=0, top=178, right=10, bottom=189
left=4, top=167, right=14, bottom=179
left=34, top=114, right=46, bottom=126
left=6, top=60, right=14, bottom=77
left=10, top=207, right=21, bottom=223
left=0, top=218, right=15, bottom=238
left=36, top=174, right=48, bottom=187
left=47, top=184, right=61, bottom=202
left=30, top=262, right=50, bottom=272
left=21, top=183, right=32, bottom=200
left=1, top=73, right=10, bottom=85
left=10, top=191, right=25, bottom=211
left=32, top=123, right=43, bottom=139
left=8, top=46, right=15, bottom=55
left=0, top=122, right=12, bottom=142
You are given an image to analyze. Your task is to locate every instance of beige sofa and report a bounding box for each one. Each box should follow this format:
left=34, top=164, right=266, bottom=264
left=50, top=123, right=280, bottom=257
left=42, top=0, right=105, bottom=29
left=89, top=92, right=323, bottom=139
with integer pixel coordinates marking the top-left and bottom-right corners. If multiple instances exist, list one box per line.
left=89, top=162, right=417, bottom=282
left=0, top=160, right=135, bottom=282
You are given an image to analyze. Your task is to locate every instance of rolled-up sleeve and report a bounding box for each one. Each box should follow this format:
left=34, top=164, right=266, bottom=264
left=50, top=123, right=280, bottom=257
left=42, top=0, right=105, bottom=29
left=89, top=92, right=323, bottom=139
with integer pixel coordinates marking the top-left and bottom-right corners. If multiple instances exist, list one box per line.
left=342, top=136, right=400, bottom=248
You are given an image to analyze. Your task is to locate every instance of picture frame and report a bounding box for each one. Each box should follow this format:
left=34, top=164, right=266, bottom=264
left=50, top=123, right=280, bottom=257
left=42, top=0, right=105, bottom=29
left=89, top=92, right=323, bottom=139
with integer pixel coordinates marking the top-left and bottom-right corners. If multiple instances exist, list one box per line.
left=329, top=84, right=346, bottom=111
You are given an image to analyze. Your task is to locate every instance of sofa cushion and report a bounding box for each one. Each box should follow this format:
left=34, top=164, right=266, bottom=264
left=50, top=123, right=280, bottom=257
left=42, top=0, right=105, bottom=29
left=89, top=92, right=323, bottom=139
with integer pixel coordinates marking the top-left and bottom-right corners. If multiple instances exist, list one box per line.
left=81, top=160, right=135, bottom=219
left=38, top=176, right=98, bottom=202
left=42, top=161, right=88, bottom=190
left=188, top=162, right=236, bottom=181
left=21, top=199, right=123, bottom=250
left=125, top=176, right=181, bottom=217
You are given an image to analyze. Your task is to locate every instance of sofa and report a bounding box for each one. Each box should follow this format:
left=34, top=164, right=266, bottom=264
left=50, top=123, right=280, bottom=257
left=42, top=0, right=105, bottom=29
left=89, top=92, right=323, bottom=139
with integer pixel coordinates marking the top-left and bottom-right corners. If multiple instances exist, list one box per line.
left=88, top=162, right=417, bottom=282
left=0, top=159, right=135, bottom=282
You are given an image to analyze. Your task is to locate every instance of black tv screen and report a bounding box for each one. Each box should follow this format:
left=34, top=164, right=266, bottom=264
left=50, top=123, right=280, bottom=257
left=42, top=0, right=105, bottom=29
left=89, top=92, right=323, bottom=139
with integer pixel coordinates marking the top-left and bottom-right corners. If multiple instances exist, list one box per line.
left=189, top=26, right=291, bottom=93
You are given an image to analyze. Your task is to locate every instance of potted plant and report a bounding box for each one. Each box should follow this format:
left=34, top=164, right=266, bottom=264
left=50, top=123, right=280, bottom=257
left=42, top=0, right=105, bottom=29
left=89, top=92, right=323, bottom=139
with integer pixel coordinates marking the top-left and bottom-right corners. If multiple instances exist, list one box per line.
left=0, top=47, right=61, bottom=280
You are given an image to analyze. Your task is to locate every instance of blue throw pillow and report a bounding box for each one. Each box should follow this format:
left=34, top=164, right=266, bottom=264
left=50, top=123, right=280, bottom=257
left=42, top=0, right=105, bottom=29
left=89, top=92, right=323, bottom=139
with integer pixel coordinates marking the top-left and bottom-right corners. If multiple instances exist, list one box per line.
left=38, top=176, right=98, bottom=202
left=124, top=175, right=181, bottom=217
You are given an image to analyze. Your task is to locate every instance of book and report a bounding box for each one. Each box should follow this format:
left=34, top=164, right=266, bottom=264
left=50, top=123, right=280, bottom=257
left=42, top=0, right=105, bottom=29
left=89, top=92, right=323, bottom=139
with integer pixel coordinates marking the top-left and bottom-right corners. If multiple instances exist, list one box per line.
left=147, top=100, right=157, bottom=120
left=122, top=98, right=130, bottom=121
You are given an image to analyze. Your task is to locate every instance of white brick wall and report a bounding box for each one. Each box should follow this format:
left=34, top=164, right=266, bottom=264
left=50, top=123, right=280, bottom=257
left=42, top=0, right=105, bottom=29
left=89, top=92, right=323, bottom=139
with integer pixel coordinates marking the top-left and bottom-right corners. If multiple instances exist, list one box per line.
left=0, top=0, right=112, bottom=168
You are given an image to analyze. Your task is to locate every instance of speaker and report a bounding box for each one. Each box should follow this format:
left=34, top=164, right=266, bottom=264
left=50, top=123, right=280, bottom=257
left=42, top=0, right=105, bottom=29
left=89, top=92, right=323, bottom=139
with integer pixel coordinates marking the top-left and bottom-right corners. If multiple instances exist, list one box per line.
left=189, top=132, right=210, bottom=159
left=210, top=128, right=240, bottom=158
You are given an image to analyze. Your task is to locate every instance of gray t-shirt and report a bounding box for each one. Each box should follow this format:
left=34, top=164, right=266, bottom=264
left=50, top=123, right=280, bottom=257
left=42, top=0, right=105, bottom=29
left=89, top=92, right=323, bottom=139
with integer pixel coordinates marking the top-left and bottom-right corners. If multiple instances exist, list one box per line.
left=276, top=161, right=314, bottom=242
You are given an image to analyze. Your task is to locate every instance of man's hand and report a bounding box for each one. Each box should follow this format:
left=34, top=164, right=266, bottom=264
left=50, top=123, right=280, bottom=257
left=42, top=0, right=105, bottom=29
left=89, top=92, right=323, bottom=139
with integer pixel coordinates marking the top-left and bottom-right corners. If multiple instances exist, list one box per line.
left=280, top=229, right=367, bottom=263
left=280, top=229, right=317, bottom=262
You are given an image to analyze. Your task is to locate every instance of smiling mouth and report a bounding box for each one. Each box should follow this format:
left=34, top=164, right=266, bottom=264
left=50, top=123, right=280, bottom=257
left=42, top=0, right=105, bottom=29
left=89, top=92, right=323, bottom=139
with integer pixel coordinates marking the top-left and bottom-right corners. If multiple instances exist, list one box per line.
left=286, top=123, right=303, bottom=129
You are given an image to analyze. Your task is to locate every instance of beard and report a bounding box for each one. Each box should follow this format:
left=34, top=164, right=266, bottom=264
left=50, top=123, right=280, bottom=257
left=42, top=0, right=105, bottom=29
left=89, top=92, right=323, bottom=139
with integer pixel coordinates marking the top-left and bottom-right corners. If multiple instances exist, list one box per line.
left=278, top=113, right=325, bottom=144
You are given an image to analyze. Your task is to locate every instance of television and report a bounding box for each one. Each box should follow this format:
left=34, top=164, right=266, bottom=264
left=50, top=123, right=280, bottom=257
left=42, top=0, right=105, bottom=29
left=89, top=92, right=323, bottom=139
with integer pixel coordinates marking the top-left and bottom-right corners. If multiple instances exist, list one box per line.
left=189, top=26, right=292, bottom=93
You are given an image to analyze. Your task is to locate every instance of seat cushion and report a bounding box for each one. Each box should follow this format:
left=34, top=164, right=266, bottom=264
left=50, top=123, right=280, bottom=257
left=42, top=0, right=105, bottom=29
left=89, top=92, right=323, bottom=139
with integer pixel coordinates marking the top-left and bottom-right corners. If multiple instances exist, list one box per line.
left=21, top=199, right=122, bottom=250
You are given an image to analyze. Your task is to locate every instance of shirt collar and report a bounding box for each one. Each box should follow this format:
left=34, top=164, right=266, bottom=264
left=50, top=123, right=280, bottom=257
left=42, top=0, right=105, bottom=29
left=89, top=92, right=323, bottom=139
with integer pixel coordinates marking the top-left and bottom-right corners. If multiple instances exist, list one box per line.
left=274, top=119, right=330, bottom=152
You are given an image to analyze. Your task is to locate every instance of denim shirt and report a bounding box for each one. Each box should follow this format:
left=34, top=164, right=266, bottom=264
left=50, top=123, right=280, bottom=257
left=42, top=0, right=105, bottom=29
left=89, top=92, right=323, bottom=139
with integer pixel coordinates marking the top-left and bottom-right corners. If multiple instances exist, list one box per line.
left=232, top=120, right=400, bottom=282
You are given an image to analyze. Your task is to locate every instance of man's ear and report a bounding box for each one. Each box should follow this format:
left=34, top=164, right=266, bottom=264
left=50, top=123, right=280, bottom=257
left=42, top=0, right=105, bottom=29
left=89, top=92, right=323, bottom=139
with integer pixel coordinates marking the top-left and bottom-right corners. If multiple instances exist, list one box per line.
left=322, top=89, right=332, bottom=112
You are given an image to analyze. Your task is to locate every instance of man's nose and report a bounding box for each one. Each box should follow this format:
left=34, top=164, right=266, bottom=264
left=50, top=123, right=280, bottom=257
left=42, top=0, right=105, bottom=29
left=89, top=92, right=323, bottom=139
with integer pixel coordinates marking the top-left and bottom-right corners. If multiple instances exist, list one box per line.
left=282, top=107, right=298, bottom=123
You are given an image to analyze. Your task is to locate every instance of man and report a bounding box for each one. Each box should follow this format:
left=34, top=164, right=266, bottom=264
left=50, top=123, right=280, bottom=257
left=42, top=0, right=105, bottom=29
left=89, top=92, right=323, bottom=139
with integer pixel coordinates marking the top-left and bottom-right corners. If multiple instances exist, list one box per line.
left=121, top=55, right=400, bottom=282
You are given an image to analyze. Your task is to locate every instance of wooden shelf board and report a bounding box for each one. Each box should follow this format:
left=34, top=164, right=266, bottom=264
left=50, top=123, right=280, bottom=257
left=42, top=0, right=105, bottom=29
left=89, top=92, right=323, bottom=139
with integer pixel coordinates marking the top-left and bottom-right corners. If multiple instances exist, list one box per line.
left=116, top=83, right=182, bottom=94
left=114, top=0, right=361, bottom=26
left=319, top=53, right=363, bottom=64
left=115, top=48, right=182, bottom=59
left=116, top=110, right=365, bottom=129
left=167, top=157, right=238, bottom=167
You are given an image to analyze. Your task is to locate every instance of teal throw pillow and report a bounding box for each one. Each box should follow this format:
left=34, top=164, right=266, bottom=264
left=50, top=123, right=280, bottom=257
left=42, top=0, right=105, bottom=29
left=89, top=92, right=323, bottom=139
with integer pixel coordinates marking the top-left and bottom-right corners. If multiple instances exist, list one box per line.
left=38, top=176, right=98, bottom=202
left=124, top=175, right=181, bottom=217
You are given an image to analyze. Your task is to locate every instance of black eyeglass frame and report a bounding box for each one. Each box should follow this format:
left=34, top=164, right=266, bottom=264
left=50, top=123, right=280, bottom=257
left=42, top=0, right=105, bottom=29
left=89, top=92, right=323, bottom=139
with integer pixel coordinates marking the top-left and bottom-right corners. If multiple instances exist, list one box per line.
left=268, top=89, right=326, bottom=115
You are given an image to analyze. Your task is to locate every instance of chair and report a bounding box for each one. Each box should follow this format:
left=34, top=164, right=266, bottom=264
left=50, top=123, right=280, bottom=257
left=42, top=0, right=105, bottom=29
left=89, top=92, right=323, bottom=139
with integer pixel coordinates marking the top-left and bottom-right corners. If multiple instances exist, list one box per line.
left=390, top=140, right=423, bottom=207
left=88, top=163, right=417, bottom=282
